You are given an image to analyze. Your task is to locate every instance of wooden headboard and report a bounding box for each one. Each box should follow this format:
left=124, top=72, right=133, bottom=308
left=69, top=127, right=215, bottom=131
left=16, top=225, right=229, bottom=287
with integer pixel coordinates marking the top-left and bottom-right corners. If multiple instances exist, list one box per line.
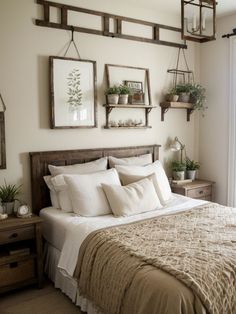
left=30, top=144, right=161, bottom=214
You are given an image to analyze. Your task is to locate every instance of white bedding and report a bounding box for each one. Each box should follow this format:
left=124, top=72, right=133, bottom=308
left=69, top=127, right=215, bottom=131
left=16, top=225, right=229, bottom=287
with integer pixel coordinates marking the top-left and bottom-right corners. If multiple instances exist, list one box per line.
left=40, top=193, right=207, bottom=277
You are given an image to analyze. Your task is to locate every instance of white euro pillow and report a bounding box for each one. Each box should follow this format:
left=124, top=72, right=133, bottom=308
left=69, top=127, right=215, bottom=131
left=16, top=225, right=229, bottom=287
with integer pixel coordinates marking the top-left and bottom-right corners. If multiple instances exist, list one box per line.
left=102, top=178, right=162, bottom=217
left=50, top=174, right=73, bottom=212
left=48, top=157, right=107, bottom=176
left=115, top=161, right=172, bottom=205
left=64, top=169, right=121, bottom=216
left=108, top=154, right=152, bottom=168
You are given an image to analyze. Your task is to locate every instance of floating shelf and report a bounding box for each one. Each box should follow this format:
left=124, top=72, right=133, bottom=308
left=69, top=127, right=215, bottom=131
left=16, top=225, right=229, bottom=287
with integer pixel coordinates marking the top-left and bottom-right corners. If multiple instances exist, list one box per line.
left=103, top=104, right=156, bottom=129
left=160, top=102, right=194, bottom=121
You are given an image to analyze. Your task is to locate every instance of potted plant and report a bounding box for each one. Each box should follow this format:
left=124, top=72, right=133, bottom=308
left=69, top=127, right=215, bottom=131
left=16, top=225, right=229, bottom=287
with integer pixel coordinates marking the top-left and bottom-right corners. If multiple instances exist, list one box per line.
left=185, top=158, right=200, bottom=180
left=165, top=87, right=179, bottom=102
left=175, top=83, right=192, bottom=103
left=171, top=161, right=186, bottom=181
left=0, top=181, right=21, bottom=215
left=189, top=83, right=207, bottom=113
left=118, top=85, right=131, bottom=104
left=105, top=85, right=120, bottom=104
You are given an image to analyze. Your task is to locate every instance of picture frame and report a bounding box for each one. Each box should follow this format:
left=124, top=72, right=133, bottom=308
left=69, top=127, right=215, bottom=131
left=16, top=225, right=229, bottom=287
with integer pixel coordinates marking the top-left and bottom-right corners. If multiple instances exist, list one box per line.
left=124, top=80, right=143, bottom=94
left=0, top=112, right=6, bottom=169
left=50, top=56, right=97, bottom=129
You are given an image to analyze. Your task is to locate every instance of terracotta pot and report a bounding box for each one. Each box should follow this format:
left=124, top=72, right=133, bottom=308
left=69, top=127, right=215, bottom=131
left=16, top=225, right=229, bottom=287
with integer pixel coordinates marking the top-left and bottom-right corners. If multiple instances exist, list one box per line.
left=178, top=92, right=190, bottom=103
left=106, top=94, right=119, bottom=104
left=118, top=94, right=129, bottom=104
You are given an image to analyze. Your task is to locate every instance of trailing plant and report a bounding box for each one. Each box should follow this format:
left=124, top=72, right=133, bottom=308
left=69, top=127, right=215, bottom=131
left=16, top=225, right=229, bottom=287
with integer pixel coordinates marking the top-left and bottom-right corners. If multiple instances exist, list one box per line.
left=105, top=85, right=120, bottom=95
left=119, top=84, right=131, bottom=95
left=171, top=161, right=186, bottom=172
left=0, top=181, right=21, bottom=203
left=189, top=83, right=206, bottom=112
left=185, top=158, right=200, bottom=171
left=67, top=68, right=83, bottom=110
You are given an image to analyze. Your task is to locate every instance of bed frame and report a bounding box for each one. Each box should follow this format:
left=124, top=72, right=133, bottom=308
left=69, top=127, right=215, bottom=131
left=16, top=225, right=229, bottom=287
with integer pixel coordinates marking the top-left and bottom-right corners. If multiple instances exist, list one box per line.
left=30, top=144, right=161, bottom=215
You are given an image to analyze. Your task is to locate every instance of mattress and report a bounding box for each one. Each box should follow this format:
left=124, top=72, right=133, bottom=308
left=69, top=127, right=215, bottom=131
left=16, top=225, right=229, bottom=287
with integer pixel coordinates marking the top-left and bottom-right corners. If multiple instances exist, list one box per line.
left=40, top=194, right=207, bottom=275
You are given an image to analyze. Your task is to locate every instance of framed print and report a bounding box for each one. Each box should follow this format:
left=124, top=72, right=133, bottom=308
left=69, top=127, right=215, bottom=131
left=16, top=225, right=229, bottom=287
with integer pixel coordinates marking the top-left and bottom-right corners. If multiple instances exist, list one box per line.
left=50, top=56, right=97, bottom=129
left=124, top=80, right=143, bottom=94
left=0, top=112, right=6, bottom=169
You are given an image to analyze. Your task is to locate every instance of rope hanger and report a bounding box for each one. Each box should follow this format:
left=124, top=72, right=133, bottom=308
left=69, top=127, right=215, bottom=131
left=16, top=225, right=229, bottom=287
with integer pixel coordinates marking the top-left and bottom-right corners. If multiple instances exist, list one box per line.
left=64, top=26, right=81, bottom=59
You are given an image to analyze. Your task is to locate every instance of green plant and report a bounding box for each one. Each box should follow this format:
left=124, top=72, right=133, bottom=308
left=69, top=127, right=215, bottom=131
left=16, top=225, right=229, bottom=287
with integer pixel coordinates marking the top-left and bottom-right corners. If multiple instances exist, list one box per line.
left=0, top=181, right=21, bottom=203
left=175, top=83, right=192, bottom=94
left=119, top=84, right=131, bottom=95
left=185, top=158, right=200, bottom=171
left=189, top=83, right=206, bottom=111
left=171, top=161, right=186, bottom=172
left=67, top=68, right=83, bottom=110
left=105, top=85, right=120, bottom=95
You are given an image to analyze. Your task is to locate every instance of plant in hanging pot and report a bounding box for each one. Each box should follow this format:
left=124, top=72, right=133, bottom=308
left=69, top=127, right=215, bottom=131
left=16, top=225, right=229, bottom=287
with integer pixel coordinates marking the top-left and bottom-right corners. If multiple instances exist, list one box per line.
left=189, top=83, right=207, bottom=114
left=105, top=85, right=120, bottom=104
left=165, top=87, right=179, bottom=102
left=0, top=181, right=21, bottom=215
left=185, top=158, right=200, bottom=180
left=118, top=85, right=131, bottom=104
left=175, top=83, right=192, bottom=103
left=171, top=161, right=186, bottom=181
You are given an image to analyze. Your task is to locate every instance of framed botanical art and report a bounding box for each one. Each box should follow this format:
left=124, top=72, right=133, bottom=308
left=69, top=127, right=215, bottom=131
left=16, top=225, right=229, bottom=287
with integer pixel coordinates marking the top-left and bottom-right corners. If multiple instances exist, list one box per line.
left=50, top=56, right=97, bottom=129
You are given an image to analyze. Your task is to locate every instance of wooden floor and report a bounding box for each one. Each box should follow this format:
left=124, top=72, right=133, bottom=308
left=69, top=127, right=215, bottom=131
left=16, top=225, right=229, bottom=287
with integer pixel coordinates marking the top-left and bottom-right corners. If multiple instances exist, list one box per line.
left=0, top=281, right=84, bottom=314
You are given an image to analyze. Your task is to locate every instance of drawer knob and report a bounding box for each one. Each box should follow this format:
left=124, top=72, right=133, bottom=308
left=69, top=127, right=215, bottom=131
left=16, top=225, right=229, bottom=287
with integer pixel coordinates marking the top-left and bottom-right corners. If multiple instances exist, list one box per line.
left=199, top=190, right=204, bottom=194
left=9, top=233, right=18, bottom=239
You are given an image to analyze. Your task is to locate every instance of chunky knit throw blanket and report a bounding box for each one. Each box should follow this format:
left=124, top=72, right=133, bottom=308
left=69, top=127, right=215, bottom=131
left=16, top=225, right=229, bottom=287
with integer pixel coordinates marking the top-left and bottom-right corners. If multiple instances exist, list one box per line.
left=75, top=203, right=236, bottom=314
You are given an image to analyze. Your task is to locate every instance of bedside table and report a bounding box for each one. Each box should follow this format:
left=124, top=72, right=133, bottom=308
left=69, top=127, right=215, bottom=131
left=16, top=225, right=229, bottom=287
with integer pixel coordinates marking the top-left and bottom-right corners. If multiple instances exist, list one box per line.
left=171, top=179, right=214, bottom=201
left=0, top=215, right=43, bottom=293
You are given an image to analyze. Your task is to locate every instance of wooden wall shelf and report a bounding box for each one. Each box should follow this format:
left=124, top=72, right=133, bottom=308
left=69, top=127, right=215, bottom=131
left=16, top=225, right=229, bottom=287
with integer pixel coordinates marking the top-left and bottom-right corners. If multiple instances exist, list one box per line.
left=160, top=102, right=194, bottom=121
left=103, top=104, right=156, bottom=129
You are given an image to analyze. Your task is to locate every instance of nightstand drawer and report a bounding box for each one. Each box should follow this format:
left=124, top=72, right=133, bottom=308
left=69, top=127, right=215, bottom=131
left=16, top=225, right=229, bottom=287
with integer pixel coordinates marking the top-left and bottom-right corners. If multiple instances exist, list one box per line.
left=0, top=258, right=35, bottom=288
left=0, top=226, right=34, bottom=245
left=187, top=186, right=212, bottom=199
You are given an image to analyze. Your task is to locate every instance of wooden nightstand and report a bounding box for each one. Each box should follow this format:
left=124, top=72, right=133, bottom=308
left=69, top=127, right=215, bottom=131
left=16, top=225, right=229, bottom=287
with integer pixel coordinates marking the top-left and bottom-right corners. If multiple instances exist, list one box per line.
left=0, top=215, right=43, bottom=293
left=171, top=179, right=214, bottom=201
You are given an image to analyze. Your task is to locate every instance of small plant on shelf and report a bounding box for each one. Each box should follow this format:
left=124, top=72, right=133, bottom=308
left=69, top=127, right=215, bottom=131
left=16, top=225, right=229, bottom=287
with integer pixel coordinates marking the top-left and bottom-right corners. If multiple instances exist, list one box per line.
left=105, top=85, right=120, bottom=104
left=118, top=85, right=131, bottom=104
left=165, top=87, right=179, bottom=102
left=175, top=83, right=192, bottom=103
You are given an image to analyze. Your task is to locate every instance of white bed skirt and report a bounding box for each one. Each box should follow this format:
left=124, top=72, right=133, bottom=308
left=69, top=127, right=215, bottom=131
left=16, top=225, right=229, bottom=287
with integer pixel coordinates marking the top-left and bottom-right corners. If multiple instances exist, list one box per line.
left=44, top=242, right=102, bottom=314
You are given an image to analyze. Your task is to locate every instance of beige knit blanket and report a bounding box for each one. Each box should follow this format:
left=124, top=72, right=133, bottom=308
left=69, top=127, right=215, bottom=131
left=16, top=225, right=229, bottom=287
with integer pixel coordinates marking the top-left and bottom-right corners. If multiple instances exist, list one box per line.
left=75, top=203, right=236, bottom=314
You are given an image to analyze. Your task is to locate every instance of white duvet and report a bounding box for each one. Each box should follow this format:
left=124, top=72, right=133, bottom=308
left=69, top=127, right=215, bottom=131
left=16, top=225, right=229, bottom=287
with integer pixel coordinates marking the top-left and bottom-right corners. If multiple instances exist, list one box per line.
left=40, top=194, right=207, bottom=277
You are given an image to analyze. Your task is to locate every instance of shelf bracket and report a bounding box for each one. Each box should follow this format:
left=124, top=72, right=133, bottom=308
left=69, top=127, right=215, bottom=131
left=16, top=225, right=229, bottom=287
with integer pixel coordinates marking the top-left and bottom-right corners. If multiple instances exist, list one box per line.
left=187, top=108, right=194, bottom=121
left=161, top=107, right=169, bottom=121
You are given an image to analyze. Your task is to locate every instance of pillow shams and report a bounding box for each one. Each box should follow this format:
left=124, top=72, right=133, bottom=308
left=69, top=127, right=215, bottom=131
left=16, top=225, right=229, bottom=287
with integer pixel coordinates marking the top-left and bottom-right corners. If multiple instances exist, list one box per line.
left=102, top=178, right=162, bottom=217
left=108, top=154, right=152, bottom=168
left=115, top=161, right=172, bottom=205
left=43, top=176, right=60, bottom=209
left=64, top=169, right=121, bottom=216
left=48, top=157, right=107, bottom=176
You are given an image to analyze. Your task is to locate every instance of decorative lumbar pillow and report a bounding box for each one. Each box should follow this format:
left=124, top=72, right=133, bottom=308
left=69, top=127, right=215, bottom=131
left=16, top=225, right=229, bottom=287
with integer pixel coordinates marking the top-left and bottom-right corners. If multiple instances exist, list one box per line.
left=48, top=157, right=108, bottom=176
left=102, top=178, right=162, bottom=217
left=115, top=161, right=172, bottom=205
left=108, top=154, right=152, bottom=168
left=43, top=175, right=60, bottom=209
left=64, top=169, right=121, bottom=216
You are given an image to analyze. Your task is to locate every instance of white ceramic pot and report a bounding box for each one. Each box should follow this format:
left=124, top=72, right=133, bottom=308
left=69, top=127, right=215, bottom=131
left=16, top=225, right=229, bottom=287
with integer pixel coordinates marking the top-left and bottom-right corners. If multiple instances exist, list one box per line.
left=107, top=94, right=119, bottom=104
left=118, top=94, right=129, bottom=104
left=187, top=170, right=196, bottom=180
left=178, top=92, right=190, bottom=103
left=173, top=171, right=185, bottom=181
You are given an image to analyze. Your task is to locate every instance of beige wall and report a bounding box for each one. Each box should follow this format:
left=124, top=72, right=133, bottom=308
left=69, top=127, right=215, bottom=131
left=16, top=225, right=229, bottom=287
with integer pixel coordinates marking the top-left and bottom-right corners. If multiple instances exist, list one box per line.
left=0, top=0, right=199, bottom=205
left=199, top=14, right=236, bottom=205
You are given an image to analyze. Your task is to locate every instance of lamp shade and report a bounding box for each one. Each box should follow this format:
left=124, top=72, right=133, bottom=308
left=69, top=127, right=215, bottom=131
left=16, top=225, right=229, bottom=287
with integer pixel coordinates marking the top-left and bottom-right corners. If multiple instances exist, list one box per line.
left=170, top=138, right=182, bottom=151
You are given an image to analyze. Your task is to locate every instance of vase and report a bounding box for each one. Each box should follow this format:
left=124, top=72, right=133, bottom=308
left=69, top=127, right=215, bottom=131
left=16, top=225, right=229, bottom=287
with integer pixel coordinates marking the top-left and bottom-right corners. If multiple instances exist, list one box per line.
left=173, top=171, right=185, bottom=181
left=107, top=94, right=119, bottom=104
left=118, top=94, right=129, bottom=104
left=187, top=170, right=196, bottom=180
left=2, top=201, right=15, bottom=215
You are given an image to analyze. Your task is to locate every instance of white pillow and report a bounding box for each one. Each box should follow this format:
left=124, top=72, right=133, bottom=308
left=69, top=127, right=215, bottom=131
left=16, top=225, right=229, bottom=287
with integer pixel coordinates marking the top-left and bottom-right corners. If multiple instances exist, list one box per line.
left=48, top=157, right=107, bottom=176
left=50, top=175, right=73, bottom=213
left=115, top=161, right=172, bottom=205
left=102, top=178, right=162, bottom=217
left=108, top=154, right=152, bottom=168
left=43, top=176, right=60, bottom=209
left=64, top=169, right=121, bottom=216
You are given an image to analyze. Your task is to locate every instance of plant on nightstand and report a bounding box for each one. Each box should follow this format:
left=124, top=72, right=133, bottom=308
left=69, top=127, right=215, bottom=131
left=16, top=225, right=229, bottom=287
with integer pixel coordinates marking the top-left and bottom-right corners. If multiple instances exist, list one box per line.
left=171, top=161, right=186, bottom=181
left=0, top=181, right=21, bottom=215
left=185, top=158, right=200, bottom=180
left=105, top=85, right=120, bottom=104
left=118, top=85, right=131, bottom=104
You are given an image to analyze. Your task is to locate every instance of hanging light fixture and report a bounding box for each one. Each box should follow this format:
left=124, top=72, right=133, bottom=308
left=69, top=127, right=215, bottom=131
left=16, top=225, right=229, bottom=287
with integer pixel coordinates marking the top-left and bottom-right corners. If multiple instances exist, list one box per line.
left=181, top=0, right=217, bottom=43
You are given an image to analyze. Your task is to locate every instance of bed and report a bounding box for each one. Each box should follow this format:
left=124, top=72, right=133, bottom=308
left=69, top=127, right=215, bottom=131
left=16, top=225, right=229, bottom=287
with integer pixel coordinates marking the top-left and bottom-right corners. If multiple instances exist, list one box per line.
left=30, top=144, right=236, bottom=314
